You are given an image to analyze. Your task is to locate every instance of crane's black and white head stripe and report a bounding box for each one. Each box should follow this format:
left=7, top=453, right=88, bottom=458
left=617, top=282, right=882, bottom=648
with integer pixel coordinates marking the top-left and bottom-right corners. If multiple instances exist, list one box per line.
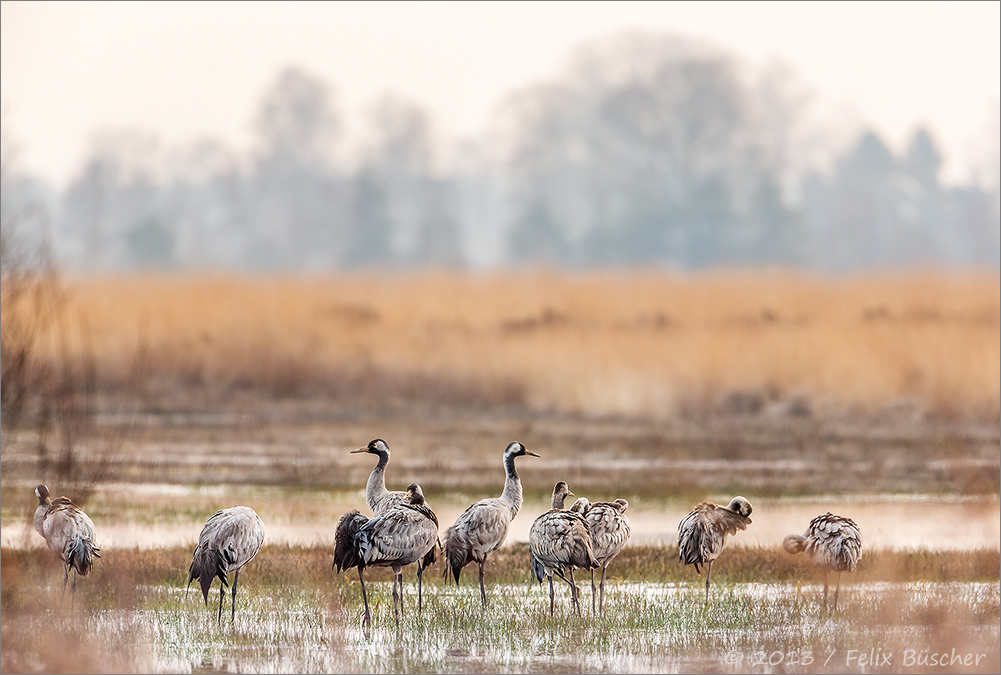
left=35, top=484, right=50, bottom=504
left=352, top=438, right=391, bottom=457
left=570, top=497, right=590, bottom=515
left=504, top=441, right=540, bottom=459
left=727, top=496, right=753, bottom=519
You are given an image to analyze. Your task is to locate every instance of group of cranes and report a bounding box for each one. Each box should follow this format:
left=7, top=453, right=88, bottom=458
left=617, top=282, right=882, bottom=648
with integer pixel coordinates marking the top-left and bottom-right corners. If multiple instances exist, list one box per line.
left=31, top=442, right=863, bottom=624
left=34, top=483, right=264, bottom=622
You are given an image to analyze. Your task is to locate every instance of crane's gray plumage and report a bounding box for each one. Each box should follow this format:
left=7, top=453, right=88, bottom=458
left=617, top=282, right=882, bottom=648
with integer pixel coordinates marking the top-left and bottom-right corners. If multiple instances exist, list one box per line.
left=570, top=496, right=630, bottom=615
left=678, top=496, right=752, bottom=602
left=530, top=482, right=599, bottom=616
left=441, top=441, right=539, bottom=608
left=333, top=483, right=439, bottom=627
left=34, top=484, right=101, bottom=607
left=351, top=438, right=437, bottom=610
left=187, top=505, right=265, bottom=623
left=783, top=512, right=862, bottom=609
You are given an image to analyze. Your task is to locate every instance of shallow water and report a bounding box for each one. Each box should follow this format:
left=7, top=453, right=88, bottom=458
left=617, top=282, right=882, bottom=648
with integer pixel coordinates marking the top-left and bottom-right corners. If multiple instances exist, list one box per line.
left=92, top=581, right=1001, bottom=673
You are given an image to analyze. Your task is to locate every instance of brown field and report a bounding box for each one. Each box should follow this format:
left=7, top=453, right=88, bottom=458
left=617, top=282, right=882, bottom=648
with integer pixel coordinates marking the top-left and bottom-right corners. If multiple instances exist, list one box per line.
left=14, top=269, right=1001, bottom=420
left=2, top=270, right=999, bottom=673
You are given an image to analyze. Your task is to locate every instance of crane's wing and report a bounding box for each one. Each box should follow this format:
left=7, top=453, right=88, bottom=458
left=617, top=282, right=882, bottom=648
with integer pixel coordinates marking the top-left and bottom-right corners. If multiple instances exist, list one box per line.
left=529, top=510, right=597, bottom=571
left=587, top=503, right=630, bottom=560
left=449, top=499, right=512, bottom=553
left=43, top=501, right=99, bottom=562
left=204, top=506, right=266, bottom=570
left=807, top=513, right=862, bottom=571
left=359, top=507, right=437, bottom=566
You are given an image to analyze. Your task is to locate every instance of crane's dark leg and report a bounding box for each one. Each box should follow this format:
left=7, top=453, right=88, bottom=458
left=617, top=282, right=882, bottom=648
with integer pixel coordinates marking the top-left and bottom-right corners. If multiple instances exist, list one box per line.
left=549, top=574, right=555, bottom=616
left=398, top=570, right=404, bottom=615
left=71, top=570, right=78, bottom=611
left=705, top=560, right=713, bottom=604
left=599, top=563, right=608, bottom=615
left=822, top=570, right=829, bottom=609
left=230, top=569, right=240, bottom=623
left=568, top=568, right=580, bottom=616
left=417, top=562, right=424, bottom=614
left=833, top=572, right=841, bottom=610
left=478, top=559, right=487, bottom=608
left=358, top=568, right=371, bottom=627
left=393, top=572, right=401, bottom=626
left=591, top=568, right=597, bottom=616
left=60, top=563, right=69, bottom=608
left=218, top=581, right=225, bottom=623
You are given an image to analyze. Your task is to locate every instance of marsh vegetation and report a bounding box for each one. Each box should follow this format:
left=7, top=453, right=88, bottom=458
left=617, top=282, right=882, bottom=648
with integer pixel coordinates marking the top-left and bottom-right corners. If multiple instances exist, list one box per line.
left=2, top=271, right=999, bottom=672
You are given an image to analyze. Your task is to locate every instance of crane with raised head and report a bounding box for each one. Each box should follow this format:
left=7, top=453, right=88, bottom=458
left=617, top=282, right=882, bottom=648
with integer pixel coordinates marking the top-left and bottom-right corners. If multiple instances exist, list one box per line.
left=441, top=441, right=539, bottom=608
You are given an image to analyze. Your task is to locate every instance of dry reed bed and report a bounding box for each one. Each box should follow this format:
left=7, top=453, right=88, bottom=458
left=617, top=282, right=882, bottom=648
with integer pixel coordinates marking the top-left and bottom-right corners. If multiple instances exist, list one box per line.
left=28, top=270, right=1001, bottom=419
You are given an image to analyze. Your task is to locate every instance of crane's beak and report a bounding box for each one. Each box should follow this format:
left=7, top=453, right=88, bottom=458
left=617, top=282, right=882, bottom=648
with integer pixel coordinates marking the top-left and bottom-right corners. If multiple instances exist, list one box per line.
left=568, top=490, right=575, bottom=497
left=350, top=447, right=368, bottom=454
left=525, top=450, right=541, bottom=457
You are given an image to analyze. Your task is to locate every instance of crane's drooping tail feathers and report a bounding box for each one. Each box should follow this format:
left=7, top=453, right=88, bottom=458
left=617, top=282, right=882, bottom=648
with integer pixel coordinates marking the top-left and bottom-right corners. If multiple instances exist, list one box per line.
left=678, top=518, right=705, bottom=571
left=188, top=546, right=228, bottom=603
left=68, top=536, right=100, bottom=577
left=442, top=526, right=470, bottom=583
left=332, top=510, right=368, bottom=573
left=421, top=542, right=437, bottom=571
left=531, top=553, right=548, bottom=584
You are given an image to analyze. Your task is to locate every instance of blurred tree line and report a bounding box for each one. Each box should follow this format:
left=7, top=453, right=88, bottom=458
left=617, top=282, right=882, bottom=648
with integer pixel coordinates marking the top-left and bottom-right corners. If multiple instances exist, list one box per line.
left=5, top=33, right=1000, bottom=272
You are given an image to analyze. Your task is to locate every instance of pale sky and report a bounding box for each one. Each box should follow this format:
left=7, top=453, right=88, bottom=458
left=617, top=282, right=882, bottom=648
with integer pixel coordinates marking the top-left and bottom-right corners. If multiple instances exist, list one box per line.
left=2, top=1, right=999, bottom=188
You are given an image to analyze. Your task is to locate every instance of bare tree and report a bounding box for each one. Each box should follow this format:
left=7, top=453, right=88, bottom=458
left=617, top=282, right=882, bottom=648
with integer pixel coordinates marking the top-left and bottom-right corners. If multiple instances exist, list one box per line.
left=249, top=66, right=345, bottom=269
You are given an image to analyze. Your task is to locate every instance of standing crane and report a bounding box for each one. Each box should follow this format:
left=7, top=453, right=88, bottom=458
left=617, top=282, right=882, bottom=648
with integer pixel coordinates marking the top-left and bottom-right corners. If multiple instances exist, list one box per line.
left=187, top=505, right=265, bottom=623
left=333, top=483, right=439, bottom=627
left=783, top=512, right=862, bottom=610
left=33, top=485, right=101, bottom=607
left=441, top=441, right=539, bottom=608
left=351, top=438, right=437, bottom=611
left=678, top=496, right=752, bottom=603
left=570, top=496, right=630, bottom=615
left=530, top=482, right=599, bottom=616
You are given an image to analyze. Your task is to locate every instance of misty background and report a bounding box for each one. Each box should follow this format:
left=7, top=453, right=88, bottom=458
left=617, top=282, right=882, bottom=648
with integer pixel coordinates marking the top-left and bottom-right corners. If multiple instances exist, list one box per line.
left=3, top=31, right=999, bottom=273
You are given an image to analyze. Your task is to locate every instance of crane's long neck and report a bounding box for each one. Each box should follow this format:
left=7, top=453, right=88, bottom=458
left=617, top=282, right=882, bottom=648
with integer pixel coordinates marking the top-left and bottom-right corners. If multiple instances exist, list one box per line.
left=366, top=452, right=391, bottom=510
left=33, top=503, right=49, bottom=537
left=499, top=453, right=523, bottom=518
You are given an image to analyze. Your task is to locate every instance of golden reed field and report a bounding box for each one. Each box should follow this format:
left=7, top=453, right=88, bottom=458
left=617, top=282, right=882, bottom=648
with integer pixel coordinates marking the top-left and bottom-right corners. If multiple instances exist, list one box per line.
left=19, top=268, right=1000, bottom=421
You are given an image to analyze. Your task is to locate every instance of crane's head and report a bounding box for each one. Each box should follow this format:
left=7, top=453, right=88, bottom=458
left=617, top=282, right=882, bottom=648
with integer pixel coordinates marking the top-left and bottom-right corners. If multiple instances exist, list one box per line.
left=405, top=482, right=426, bottom=505
left=551, top=481, right=573, bottom=510
left=783, top=534, right=807, bottom=554
left=35, top=485, right=50, bottom=505
left=613, top=498, right=629, bottom=513
left=352, top=439, right=390, bottom=458
left=570, top=496, right=590, bottom=515
left=727, top=496, right=753, bottom=519
left=504, top=441, right=540, bottom=459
